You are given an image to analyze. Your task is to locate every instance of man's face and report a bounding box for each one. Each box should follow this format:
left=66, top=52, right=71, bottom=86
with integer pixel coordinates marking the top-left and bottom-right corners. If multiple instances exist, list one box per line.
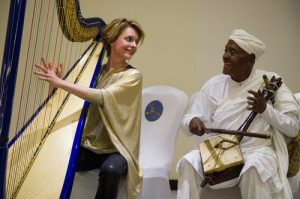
left=222, top=40, right=253, bottom=82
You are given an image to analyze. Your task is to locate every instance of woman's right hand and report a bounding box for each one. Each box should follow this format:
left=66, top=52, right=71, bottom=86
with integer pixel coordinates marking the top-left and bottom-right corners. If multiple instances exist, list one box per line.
left=34, top=58, right=63, bottom=88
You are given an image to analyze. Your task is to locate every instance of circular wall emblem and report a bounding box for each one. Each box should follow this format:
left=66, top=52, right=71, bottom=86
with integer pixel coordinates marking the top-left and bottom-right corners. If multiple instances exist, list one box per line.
left=145, top=100, right=163, bottom=122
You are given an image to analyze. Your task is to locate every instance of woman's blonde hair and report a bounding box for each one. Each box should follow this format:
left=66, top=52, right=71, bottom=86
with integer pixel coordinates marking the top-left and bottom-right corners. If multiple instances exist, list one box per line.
left=101, top=18, right=145, bottom=56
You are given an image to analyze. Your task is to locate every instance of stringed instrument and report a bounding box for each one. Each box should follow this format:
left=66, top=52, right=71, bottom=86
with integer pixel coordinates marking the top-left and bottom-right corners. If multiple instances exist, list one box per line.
left=0, top=1, right=106, bottom=198
left=199, top=75, right=283, bottom=187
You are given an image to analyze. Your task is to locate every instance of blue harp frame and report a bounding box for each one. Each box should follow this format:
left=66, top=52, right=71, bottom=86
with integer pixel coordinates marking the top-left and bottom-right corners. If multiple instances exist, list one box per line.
left=0, top=0, right=106, bottom=198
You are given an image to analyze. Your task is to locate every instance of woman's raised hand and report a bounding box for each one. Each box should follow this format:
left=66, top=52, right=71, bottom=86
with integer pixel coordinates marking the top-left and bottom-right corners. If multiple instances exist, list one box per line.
left=34, top=58, right=63, bottom=88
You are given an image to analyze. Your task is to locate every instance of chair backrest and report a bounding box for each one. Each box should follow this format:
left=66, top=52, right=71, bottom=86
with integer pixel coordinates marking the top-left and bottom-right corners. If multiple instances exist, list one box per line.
left=139, top=86, right=188, bottom=170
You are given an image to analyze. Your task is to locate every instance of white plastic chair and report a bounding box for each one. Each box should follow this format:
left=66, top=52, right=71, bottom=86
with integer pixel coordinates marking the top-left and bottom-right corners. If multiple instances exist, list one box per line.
left=139, top=85, right=188, bottom=199
left=71, top=85, right=188, bottom=199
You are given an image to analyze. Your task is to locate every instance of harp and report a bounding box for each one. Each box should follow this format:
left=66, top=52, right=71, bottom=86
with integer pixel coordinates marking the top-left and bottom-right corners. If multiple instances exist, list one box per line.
left=0, top=0, right=106, bottom=198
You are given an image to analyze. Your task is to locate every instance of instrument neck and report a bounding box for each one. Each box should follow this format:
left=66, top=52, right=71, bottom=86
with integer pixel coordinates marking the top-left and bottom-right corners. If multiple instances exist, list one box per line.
left=237, top=111, right=257, bottom=142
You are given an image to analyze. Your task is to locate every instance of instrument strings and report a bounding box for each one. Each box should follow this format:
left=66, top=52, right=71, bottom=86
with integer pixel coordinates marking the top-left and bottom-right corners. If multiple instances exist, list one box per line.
left=203, top=81, right=269, bottom=178
left=5, top=0, right=86, bottom=198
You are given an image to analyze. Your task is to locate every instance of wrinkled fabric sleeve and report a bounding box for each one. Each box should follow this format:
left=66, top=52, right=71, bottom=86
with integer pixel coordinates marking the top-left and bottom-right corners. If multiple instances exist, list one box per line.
left=181, top=82, right=216, bottom=137
left=83, top=88, right=104, bottom=106
left=261, top=82, right=300, bottom=137
left=262, top=104, right=299, bottom=137
left=181, top=92, right=207, bottom=137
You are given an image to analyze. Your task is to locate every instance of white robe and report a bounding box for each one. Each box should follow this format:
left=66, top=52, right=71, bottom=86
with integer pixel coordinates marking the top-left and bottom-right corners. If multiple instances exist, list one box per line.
left=177, top=69, right=300, bottom=198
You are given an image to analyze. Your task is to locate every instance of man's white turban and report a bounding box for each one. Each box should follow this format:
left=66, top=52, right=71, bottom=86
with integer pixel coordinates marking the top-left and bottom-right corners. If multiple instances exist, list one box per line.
left=229, top=29, right=266, bottom=59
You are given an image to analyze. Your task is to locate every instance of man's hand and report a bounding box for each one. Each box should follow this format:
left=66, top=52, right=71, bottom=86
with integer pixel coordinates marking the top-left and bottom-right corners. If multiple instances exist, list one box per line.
left=247, top=89, right=267, bottom=113
left=189, top=117, right=205, bottom=136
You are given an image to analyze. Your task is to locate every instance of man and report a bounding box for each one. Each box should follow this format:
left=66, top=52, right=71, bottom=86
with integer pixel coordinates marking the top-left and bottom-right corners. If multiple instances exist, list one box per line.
left=177, top=29, right=300, bottom=199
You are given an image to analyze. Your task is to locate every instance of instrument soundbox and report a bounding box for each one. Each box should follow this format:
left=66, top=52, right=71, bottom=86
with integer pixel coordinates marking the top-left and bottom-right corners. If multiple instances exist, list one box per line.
left=200, top=134, right=243, bottom=185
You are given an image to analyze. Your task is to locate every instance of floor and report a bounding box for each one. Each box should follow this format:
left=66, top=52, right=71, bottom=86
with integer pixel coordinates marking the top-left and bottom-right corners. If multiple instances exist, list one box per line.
left=171, top=191, right=177, bottom=198
left=171, top=186, right=300, bottom=199
left=71, top=170, right=300, bottom=199
left=71, top=187, right=300, bottom=199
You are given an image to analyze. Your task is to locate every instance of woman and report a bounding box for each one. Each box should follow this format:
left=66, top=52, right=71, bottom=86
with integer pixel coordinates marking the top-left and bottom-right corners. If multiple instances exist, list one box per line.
left=35, top=18, right=145, bottom=199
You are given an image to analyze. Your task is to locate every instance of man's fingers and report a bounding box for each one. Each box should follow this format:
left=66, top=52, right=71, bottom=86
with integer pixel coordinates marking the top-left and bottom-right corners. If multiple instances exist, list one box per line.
left=257, top=89, right=264, bottom=97
left=247, top=96, right=256, bottom=102
left=248, top=90, right=259, bottom=97
left=189, top=117, right=206, bottom=136
left=198, top=126, right=204, bottom=135
left=190, top=124, right=200, bottom=133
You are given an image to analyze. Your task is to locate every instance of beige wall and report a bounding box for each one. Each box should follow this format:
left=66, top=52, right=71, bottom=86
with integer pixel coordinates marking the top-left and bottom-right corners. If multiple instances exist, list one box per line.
left=1, top=0, right=299, bottom=180
left=0, top=0, right=10, bottom=72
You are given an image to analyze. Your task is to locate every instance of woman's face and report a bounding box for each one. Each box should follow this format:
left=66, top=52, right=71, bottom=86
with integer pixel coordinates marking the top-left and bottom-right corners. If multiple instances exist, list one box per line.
left=110, top=27, right=140, bottom=61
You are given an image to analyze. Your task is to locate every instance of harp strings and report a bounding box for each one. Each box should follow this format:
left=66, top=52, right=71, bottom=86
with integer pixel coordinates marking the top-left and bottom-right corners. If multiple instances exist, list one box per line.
left=6, top=0, right=87, bottom=198
left=7, top=0, right=40, bottom=196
